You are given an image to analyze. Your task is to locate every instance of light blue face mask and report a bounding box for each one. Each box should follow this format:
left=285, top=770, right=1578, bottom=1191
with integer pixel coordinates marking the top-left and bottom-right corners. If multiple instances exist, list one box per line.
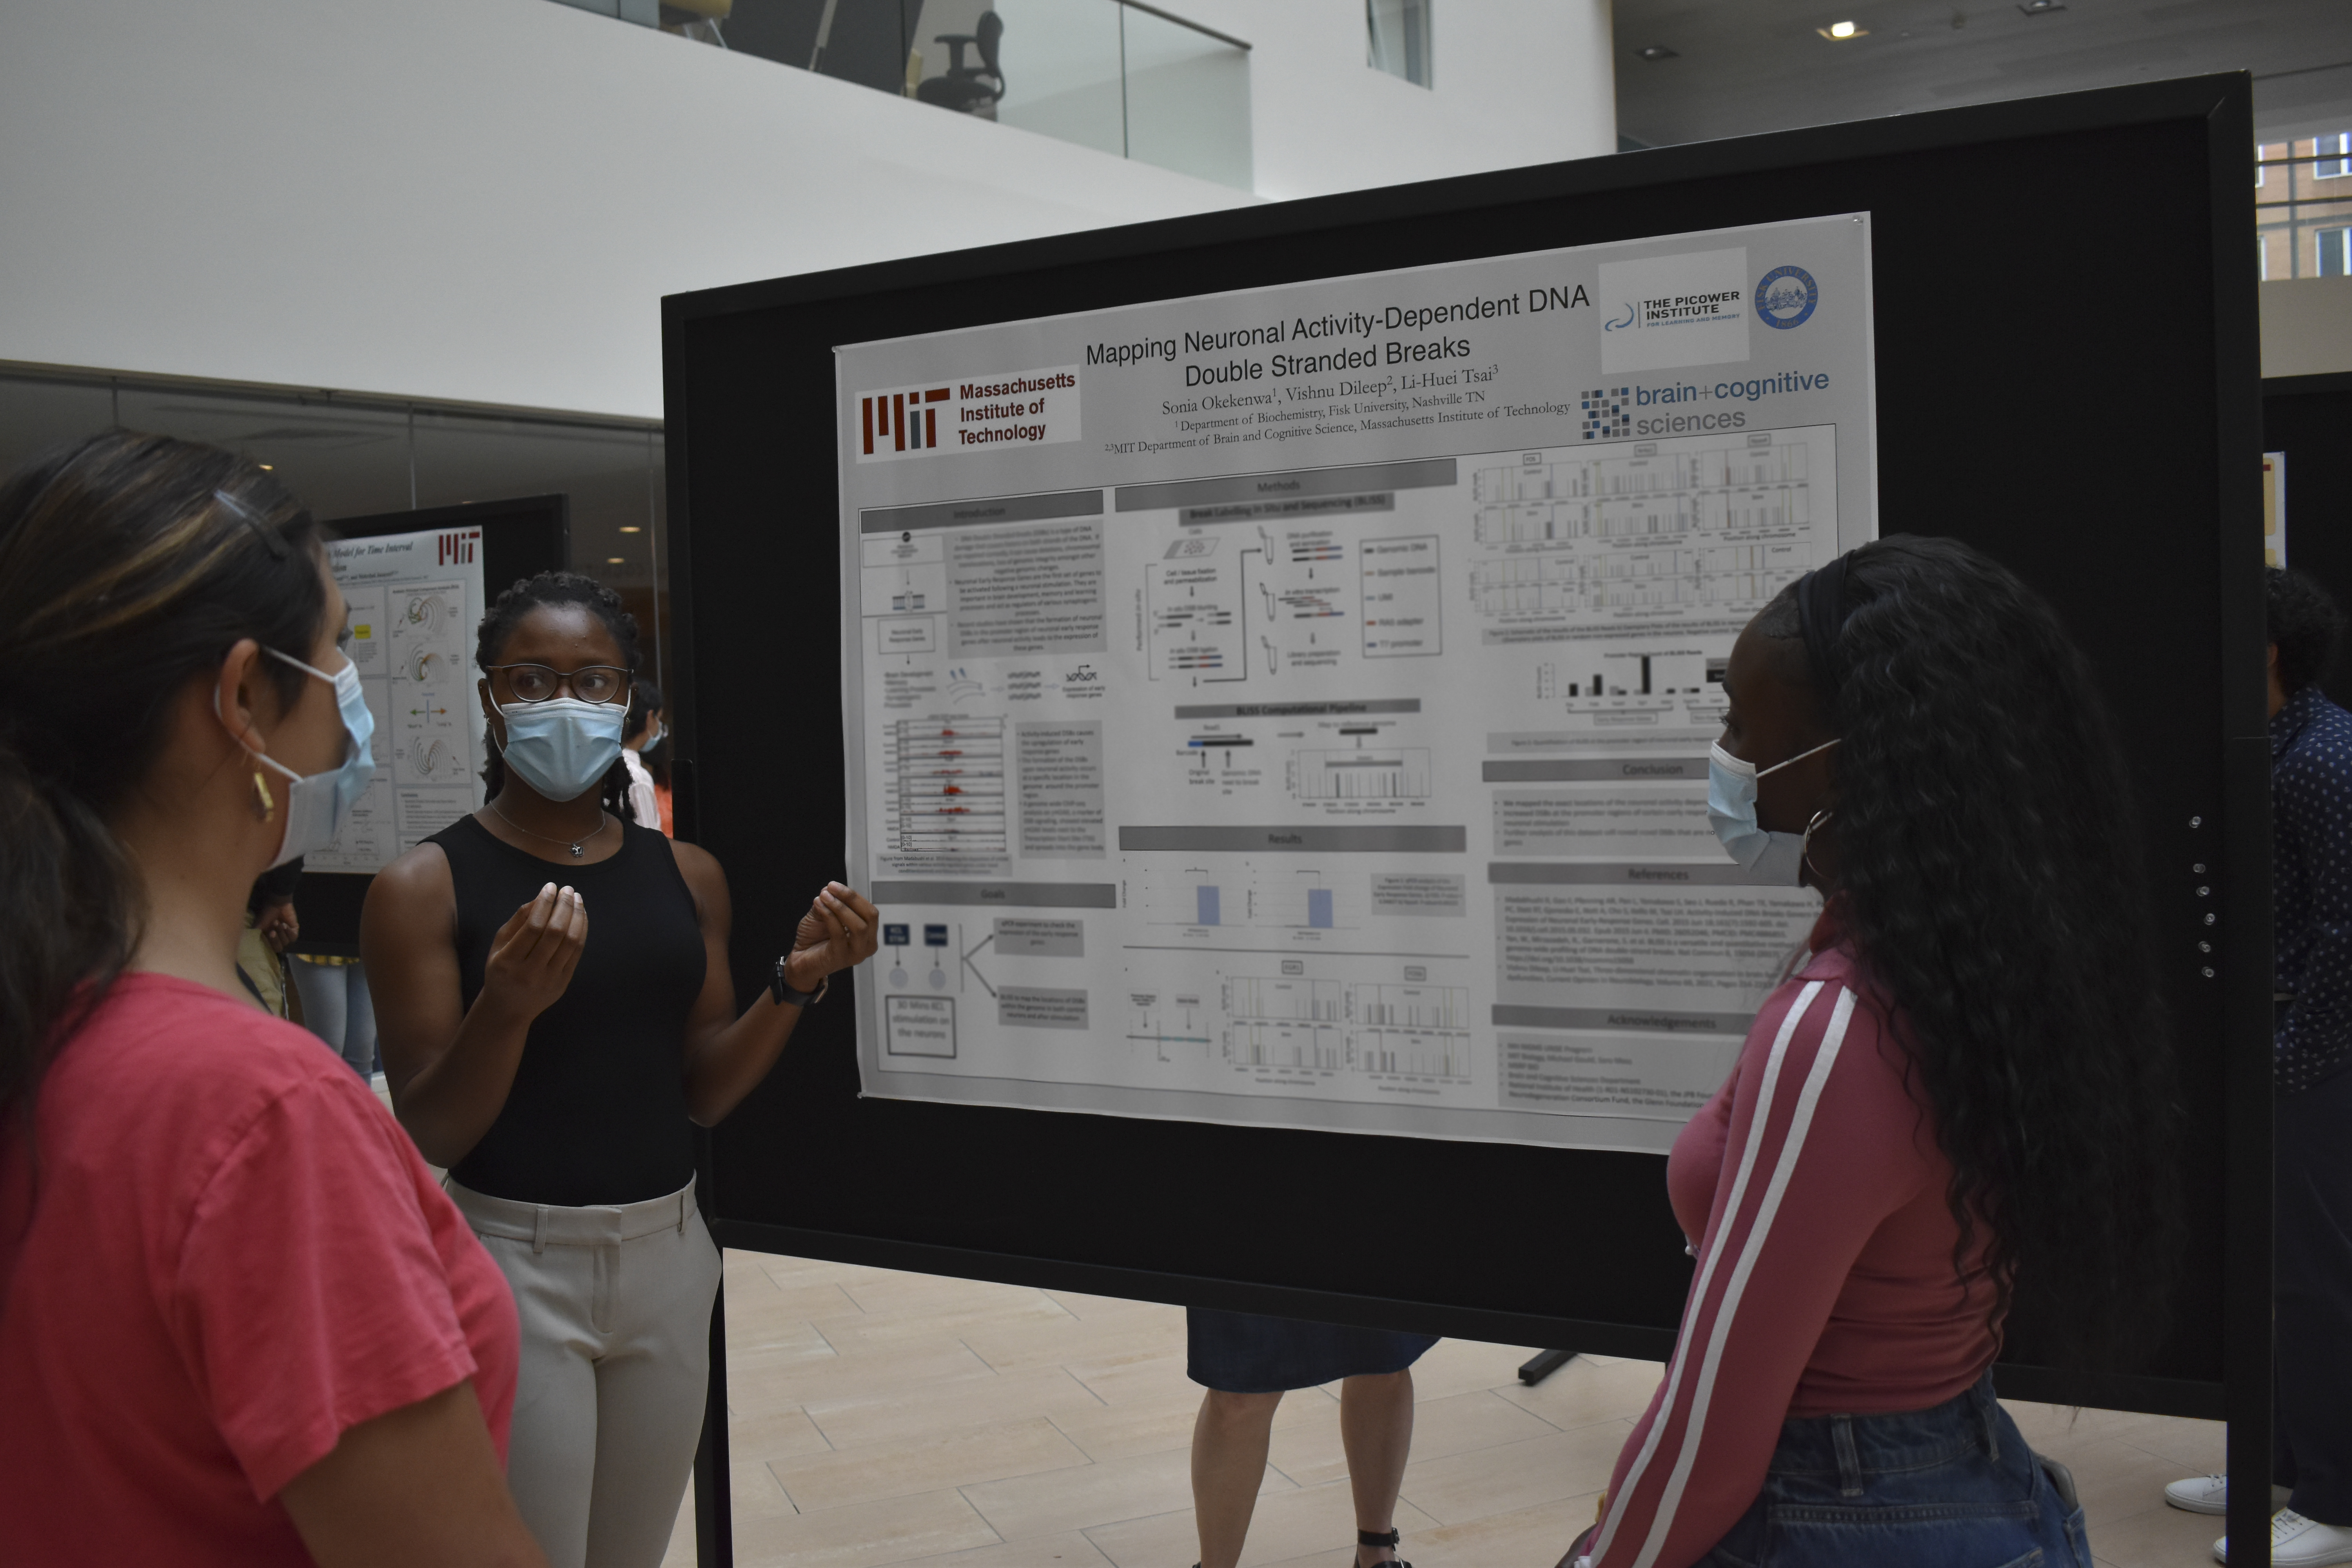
left=234, top=648, right=376, bottom=869
left=1706, top=736, right=1839, bottom=886
left=497, top=697, right=626, bottom=802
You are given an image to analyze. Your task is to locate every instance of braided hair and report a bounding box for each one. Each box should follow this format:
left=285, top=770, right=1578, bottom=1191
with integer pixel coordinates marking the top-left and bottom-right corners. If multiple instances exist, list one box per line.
left=476, top=571, right=643, bottom=825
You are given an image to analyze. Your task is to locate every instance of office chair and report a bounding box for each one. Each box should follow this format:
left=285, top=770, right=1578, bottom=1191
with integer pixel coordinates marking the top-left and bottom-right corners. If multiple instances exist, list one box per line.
left=916, top=10, right=1004, bottom=117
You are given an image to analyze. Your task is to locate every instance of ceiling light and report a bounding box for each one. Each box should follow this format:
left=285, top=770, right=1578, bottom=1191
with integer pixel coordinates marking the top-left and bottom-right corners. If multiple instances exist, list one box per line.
left=258, top=463, right=274, bottom=470
left=1635, top=44, right=1678, bottom=61
left=2016, top=0, right=2063, bottom=12
left=620, top=525, right=643, bottom=533
left=607, top=556, right=625, bottom=564
left=1820, top=19, right=1865, bottom=38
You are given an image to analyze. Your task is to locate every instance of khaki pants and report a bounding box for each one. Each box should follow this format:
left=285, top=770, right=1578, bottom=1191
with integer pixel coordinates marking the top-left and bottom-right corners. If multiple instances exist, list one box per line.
left=448, top=1176, right=722, bottom=1568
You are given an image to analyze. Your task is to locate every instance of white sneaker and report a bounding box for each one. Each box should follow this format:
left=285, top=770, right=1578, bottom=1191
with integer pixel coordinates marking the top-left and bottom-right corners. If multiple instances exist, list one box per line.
left=2212, top=1509, right=2352, bottom=1565
left=2170, top=1476, right=2300, bottom=1517
left=2171, top=1476, right=2230, bottom=1515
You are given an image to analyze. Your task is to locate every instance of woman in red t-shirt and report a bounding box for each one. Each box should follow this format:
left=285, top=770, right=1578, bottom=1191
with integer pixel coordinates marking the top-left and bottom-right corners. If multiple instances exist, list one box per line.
left=1568, top=537, right=2181, bottom=1568
left=0, top=433, right=546, bottom=1568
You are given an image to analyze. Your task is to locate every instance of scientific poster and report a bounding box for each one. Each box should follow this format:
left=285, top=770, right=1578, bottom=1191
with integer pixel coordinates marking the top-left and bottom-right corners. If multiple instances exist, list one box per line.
left=836, top=215, right=1877, bottom=1151
left=306, top=524, right=487, bottom=872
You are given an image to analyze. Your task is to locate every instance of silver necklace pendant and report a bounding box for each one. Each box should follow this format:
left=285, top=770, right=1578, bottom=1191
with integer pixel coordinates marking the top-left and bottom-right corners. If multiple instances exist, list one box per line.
left=568, top=842, right=584, bottom=858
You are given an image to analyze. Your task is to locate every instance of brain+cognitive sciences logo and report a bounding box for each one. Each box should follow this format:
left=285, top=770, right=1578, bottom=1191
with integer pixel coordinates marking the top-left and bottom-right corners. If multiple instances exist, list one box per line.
left=1581, top=388, right=1632, bottom=441
left=1755, top=266, right=1819, bottom=330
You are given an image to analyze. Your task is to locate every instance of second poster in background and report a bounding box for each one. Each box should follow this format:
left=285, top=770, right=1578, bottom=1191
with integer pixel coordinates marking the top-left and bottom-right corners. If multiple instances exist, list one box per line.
left=837, top=214, right=1878, bottom=1151
left=305, top=524, right=488, bottom=873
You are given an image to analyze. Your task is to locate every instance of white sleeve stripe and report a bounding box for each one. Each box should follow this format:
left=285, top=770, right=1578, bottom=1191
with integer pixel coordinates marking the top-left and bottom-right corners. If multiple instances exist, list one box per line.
left=1628, top=985, right=1857, bottom=1568
left=1586, top=980, right=1828, bottom=1565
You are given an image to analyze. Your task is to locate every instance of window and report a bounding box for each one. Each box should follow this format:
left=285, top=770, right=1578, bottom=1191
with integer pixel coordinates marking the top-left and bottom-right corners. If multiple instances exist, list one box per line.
left=1367, top=0, right=1431, bottom=88
left=2320, top=228, right=2352, bottom=278
left=2259, top=235, right=2269, bottom=282
left=2318, top=132, right=2352, bottom=180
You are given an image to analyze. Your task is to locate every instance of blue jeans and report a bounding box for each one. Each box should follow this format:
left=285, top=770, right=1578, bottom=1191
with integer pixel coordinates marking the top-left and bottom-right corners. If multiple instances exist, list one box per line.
left=288, top=955, right=377, bottom=1077
left=1693, top=1373, right=2090, bottom=1568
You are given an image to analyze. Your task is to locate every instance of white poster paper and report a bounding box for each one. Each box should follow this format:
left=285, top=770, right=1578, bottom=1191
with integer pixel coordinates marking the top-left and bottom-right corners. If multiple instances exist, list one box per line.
left=837, top=214, right=1877, bottom=1151
left=307, top=525, right=487, bottom=872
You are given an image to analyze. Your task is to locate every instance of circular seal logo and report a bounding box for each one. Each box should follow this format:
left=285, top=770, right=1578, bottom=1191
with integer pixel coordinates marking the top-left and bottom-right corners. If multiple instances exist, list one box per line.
left=1755, top=265, right=1819, bottom=330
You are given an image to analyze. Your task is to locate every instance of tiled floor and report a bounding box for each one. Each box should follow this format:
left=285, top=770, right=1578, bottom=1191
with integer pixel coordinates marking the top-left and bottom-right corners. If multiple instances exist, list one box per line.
left=664, top=1250, right=2229, bottom=1568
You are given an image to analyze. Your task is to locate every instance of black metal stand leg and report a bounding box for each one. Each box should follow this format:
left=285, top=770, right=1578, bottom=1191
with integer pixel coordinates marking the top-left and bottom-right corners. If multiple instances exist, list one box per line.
left=2221, top=739, right=2277, bottom=1567
left=1518, top=1347, right=1575, bottom=1386
left=2223, top=1119, right=2274, bottom=1568
left=694, top=1272, right=733, bottom=1568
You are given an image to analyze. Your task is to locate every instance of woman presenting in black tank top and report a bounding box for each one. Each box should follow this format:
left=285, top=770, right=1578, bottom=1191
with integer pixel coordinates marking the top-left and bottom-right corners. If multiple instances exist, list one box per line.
left=362, top=572, right=878, bottom=1568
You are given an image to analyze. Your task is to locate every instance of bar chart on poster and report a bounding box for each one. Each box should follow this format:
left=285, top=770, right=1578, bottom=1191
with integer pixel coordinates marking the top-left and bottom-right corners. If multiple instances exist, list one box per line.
left=837, top=215, right=1878, bottom=1151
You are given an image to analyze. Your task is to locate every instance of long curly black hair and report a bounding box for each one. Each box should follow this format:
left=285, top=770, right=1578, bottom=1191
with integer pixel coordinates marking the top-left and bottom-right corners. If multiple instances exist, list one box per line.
left=476, top=570, right=644, bottom=825
left=1768, top=534, right=2181, bottom=1368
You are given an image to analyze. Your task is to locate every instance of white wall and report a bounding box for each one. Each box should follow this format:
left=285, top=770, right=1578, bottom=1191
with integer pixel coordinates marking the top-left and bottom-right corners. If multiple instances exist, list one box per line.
left=2263, top=278, right=2352, bottom=379
left=0, top=0, right=1614, bottom=420
left=1176, top=0, right=1616, bottom=201
left=0, top=0, right=1255, bottom=419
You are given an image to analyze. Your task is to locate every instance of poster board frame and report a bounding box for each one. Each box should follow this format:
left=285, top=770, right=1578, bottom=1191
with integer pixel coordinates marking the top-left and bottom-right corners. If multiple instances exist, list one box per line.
left=664, top=78, right=2268, bottom=1564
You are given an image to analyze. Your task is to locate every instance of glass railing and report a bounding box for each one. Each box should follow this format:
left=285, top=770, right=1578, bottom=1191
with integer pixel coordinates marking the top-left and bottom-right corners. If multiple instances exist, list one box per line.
left=2258, top=138, right=2352, bottom=279
left=564, top=0, right=1253, bottom=192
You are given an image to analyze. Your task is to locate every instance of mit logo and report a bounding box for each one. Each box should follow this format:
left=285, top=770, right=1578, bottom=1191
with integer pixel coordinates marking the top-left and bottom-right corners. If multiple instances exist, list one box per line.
left=864, top=387, right=953, bottom=454
left=437, top=530, right=479, bottom=566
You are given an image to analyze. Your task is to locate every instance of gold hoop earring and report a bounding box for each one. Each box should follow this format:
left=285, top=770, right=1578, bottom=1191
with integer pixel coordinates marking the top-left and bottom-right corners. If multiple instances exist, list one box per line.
left=1801, top=808, right=1835, bottom=882
left=251, top=769, right=276, bottom=823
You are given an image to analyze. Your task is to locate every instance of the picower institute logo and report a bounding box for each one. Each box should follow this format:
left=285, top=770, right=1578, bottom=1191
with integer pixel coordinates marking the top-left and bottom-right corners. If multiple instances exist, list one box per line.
left=853, top=367, right=1082, bottom=463
left=1755, top=265, right=1820, bottom=330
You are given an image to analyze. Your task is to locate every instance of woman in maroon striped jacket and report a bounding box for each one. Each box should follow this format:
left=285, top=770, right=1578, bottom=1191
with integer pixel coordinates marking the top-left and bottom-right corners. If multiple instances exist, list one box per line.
left=1572, top=536, right=2178, bottom=1568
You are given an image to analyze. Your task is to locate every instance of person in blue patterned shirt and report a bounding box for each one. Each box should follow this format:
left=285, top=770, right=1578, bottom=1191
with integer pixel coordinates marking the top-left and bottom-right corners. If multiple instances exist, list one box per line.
left=2169, top=567, right=2352, bottom=1566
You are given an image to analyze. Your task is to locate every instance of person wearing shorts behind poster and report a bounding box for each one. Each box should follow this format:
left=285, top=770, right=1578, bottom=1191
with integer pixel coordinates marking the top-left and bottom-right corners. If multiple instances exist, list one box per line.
left=2165, top=567, right=2352, bottom=1567
left=1185, top=1310, right=1434, bottom=1568
left=364, top=571, right=881, bottom=1568
left=1564, top=537, right=2179, bottom=1568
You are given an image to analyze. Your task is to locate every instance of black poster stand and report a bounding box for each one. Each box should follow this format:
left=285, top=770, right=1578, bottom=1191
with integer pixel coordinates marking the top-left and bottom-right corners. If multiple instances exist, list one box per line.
left=664, top=76, right=2271, bottom=1565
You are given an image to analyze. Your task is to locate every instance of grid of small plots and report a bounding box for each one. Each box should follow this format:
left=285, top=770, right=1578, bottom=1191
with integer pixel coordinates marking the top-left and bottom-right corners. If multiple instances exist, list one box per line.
left=1582, top=387, right=1632, bottom=441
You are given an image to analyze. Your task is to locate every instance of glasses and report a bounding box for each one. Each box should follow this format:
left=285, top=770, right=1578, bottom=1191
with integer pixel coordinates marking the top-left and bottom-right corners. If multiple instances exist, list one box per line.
left=485, top=663, right=631, bottom=705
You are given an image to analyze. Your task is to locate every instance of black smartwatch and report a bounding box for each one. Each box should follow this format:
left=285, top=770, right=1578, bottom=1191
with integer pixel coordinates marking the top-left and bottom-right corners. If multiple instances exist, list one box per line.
left=772, top=955, right=829, bottom=1008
